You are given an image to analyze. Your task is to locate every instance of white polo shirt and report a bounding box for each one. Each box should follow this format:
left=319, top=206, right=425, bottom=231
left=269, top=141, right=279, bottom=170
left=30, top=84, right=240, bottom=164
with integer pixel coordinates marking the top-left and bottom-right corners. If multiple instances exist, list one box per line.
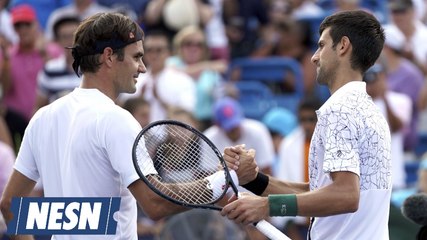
left=15, top=88, right=144, bottom=240
left=203, top=118, right=274, bottom=170
left=309, top=82, right=392, bottom=240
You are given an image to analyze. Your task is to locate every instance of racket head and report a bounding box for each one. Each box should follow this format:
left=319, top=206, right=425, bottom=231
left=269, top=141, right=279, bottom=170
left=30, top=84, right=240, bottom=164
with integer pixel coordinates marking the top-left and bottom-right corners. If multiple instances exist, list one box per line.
left=132, top=120, right=236, bottom=210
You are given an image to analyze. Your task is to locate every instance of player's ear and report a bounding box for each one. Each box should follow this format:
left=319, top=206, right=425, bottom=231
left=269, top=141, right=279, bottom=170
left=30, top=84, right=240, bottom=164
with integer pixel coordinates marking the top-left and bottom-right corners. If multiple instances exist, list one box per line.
left=102, top=47, right=115, bottom=66
left=338, top=36, right=351, bottom=56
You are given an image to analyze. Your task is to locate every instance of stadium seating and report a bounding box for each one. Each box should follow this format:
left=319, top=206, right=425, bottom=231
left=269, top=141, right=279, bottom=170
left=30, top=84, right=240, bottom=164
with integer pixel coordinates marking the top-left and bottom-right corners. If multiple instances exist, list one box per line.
left=228, top=57, right=304, bottom=120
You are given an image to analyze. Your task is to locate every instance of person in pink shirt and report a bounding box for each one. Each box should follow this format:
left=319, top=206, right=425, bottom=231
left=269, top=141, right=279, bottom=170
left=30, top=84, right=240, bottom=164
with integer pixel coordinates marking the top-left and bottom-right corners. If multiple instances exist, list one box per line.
left=0, top=4, right=62, bottom=121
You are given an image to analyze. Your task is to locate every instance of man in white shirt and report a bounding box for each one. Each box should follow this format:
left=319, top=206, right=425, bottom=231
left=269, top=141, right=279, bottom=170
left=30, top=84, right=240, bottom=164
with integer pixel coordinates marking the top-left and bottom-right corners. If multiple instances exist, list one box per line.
left=204, top=97, right=274, bottom=175
left=221, top=10, right=392, bottom=240
left=119, top=31, right=196, bottom=122
left=0, top=13, right=190, bottom=240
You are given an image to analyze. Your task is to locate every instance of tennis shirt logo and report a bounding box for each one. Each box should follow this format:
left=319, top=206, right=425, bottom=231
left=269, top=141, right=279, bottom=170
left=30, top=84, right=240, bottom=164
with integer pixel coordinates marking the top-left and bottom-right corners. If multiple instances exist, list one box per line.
left=7, top=197, right=120, bottom=235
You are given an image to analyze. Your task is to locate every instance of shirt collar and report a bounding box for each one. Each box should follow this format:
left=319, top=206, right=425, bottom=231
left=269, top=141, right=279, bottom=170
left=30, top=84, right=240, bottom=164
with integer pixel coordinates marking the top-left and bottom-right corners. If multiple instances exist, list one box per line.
left=318, top=81, right=366, bottom=113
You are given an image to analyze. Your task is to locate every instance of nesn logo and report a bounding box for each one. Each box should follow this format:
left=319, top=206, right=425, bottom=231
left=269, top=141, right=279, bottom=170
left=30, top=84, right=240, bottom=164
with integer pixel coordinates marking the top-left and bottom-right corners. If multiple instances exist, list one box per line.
left=7, top=197, right=120, bottom=235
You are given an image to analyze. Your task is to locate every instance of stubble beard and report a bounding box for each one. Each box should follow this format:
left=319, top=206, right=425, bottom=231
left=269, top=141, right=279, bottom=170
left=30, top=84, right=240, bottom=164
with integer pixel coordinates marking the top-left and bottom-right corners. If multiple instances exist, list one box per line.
left=316, top=63, right=337, bottom=87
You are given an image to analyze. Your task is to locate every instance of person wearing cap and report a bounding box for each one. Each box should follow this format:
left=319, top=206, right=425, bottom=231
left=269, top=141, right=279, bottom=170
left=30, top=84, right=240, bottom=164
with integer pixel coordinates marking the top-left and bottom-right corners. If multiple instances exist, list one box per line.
left=203, top=96, right=275, bottom=239
left=222, top=10, right=392, bottom=240
left=0, top=12, right=193, bottom=240
left=0, top=4, right=62, bottom=150
left=381, top=24, right=424, bottom=154
left=262, top=107, right=297, bottom=176
left=204, top=97, right=275, bottom=176
left=364, top=63, right=412, bottom=190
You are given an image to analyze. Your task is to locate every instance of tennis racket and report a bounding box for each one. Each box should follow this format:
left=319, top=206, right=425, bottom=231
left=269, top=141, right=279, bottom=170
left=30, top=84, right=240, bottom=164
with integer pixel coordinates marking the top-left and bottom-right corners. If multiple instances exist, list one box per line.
left=132, top=120, right=290, bottom=240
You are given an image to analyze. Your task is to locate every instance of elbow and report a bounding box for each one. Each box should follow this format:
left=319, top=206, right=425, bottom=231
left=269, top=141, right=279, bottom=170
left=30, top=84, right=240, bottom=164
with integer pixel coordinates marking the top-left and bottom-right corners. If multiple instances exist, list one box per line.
left=344, top=192, right=360, bottom=213
left=142, top=203, right=168, bottom=221
left=0, top=197, right=12, bottom=220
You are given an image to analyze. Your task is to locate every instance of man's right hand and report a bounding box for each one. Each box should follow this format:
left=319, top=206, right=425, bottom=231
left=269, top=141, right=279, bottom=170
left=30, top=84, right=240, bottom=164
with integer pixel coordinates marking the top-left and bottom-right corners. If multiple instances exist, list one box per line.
left=223, top=145, right=258, bottom=185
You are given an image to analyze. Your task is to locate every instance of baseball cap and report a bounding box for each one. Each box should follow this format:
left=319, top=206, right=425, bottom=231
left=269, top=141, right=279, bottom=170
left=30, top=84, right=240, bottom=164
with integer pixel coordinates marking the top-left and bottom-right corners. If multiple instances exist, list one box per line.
left=262, top=107, right=297, bottom=137
left=11, top=4, right=37, bottom=25
left=363, top=64, right=384, bottom=83
left=389, top=0, right=413, bottom=11
left=214, top=97, right=243, bottom=132
left=383, top=25, right=405, bottom=51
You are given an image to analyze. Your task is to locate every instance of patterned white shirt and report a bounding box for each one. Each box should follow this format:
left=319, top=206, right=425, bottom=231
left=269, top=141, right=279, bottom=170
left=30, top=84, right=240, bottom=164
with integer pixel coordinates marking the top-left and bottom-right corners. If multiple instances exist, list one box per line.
left=309, top=81, right=392, bottom=240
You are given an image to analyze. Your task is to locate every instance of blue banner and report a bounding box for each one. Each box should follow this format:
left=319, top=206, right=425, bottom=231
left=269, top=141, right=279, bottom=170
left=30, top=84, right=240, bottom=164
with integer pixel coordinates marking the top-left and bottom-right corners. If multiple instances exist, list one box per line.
left=7, top=197, right=121, bottom=235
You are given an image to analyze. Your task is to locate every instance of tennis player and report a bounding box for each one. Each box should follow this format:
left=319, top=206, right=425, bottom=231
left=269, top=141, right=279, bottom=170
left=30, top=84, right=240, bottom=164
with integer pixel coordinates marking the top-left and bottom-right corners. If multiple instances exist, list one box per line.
left=0, top=13, right=189, bottom=240
left=222, top=10, right=392, bottom=240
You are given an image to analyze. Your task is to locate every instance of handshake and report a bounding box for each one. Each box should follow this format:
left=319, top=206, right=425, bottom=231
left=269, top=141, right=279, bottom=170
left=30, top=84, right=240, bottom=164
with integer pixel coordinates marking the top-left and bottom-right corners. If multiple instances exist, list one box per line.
left=223, top=144, right=259, bottom=186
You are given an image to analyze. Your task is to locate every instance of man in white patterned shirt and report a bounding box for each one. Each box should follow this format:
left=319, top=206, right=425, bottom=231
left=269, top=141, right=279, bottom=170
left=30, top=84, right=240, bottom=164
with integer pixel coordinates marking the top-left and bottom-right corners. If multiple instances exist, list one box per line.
left=221, top=10, right=392, bottom=240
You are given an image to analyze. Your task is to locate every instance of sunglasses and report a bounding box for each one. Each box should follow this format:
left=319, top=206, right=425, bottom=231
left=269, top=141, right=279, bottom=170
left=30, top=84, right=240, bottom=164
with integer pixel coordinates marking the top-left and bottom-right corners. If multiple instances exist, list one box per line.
left=13, top=22, right=33, bottom=29
left=181, top=41, right=204, bottom=48
left=299, top=116, right=317, bottom=123
left=145, top=46, right=168, bottom=54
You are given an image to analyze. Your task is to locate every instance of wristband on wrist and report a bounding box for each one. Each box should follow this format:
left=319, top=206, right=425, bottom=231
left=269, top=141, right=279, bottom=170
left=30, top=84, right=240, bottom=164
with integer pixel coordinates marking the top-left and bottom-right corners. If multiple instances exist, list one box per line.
left=241, top=172, right=269, bottom=195
left=268, top=194, right=298, bottom=216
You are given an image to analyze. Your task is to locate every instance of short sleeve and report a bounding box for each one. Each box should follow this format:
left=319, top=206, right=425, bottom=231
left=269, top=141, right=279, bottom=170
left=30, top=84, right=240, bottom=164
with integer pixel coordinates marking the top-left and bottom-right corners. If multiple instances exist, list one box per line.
left=14, top=117, right=40, bottom=181
left=321, top=109, right=360, bottom=176
left=101, top=108, right=157, bottom=188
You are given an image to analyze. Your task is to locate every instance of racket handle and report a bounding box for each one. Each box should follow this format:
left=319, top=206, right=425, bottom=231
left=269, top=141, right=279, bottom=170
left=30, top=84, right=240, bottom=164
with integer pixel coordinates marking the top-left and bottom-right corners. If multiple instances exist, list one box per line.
left=254, top=220, right=291, bottom=240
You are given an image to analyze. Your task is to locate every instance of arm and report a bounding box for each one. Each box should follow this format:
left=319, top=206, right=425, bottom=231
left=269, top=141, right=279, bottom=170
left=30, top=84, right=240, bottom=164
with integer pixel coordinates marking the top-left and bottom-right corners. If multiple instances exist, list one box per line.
left=195, top=0, right=214, bottom=26
left=0, top=48, right=12, bottom=94
left=221, top=171, right=360, bottom=225
left=223, top=146, right=308, bottom=194
left=0, top=170, right=36, bottom=240
left=128, top=179, right=189, bottom=221
left=144, top=0, right=167, bottom=25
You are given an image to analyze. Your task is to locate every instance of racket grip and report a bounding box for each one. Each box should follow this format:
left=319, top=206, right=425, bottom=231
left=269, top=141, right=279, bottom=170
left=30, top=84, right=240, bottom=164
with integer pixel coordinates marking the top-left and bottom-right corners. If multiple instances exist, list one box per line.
left=254, top=220, right=291, bottom=240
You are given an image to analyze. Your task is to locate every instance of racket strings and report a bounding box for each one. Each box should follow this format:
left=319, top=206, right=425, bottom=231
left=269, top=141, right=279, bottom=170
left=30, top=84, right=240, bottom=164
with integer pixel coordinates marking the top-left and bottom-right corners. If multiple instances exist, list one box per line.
left=136, top=124, right=224, bottom=204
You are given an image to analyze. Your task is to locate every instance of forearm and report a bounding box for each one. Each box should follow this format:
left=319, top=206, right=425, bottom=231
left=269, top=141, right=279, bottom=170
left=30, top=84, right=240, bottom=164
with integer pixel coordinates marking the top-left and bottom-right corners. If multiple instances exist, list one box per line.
left=0, top=58, right=12, bottom=93
left=384, top=98, right=403, bottom=132
left=262, top=176, right=309, bottom=196
left=295, top=184, right=359, bottom=217
left=196, top=1, right=213, bottom=26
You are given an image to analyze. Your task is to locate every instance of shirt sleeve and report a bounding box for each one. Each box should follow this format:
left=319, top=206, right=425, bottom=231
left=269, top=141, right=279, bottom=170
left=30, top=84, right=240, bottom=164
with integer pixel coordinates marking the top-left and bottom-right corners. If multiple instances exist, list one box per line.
left=102, top=108, right=157, bottom=188
left=321, top=108, right=360, bottom=176
left=14, top=116, right=40, bottom=182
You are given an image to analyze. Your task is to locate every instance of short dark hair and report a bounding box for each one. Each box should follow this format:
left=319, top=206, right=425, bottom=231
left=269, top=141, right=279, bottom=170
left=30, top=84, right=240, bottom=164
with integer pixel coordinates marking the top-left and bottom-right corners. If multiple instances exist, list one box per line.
left=71, top=12, right=144, bottom=76
left=319, top=10, right=385, bottom=74
left=52, top=15, right=80, bottom=41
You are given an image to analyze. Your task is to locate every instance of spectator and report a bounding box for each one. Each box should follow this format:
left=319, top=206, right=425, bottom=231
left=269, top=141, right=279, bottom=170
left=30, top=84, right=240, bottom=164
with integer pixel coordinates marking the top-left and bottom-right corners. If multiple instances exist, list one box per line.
left=204, top=0, right=229, bottom=61
left=122, top=97, right=151, bottom=128
left=204, top=96, right=275, bottom=240
left=0, top=4, right=62, bottom=150
left=0, top=0, right=18, bottom=46
left=387, top=0, right=427, bottom=75
left=261, top=107, right=297, bottom=176
left=34, top=15, right=81, bottom=112
left=167, top=25, right=226, bottom=130
left=10, top=0, right=71, bottom=30
left=381, top=24, right=424, bottom=153
left=364, top=63, right=412, bottom=189
left=140, top=0, right=213, bottom=42
left=270, top=97, right=322, bottom=239
left=222, top=0, right=270, bottom=59
left=204, top=97, right=274, bottom=176
left=45, top=0, right=111, bottom=40
left=120, top=30, right=196, bottom=123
